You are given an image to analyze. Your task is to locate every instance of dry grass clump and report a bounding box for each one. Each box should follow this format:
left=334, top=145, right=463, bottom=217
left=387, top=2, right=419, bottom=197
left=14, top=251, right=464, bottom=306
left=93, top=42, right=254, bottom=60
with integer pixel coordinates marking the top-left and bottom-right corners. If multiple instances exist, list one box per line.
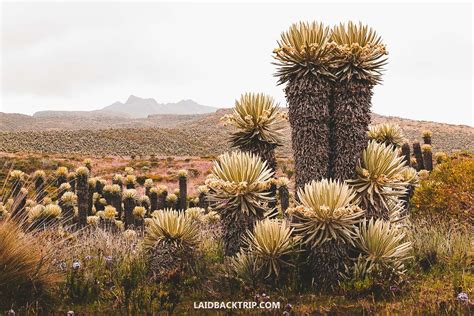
left=0, top=219, right=62, bottom=309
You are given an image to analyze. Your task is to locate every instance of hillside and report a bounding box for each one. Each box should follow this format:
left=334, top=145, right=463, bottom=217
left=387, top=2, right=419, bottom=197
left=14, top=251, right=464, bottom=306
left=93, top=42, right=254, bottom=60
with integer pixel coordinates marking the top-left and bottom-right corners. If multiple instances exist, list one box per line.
left=32, top=95, right=216, bottom=119
left=0, top=109, right=472, bottom=156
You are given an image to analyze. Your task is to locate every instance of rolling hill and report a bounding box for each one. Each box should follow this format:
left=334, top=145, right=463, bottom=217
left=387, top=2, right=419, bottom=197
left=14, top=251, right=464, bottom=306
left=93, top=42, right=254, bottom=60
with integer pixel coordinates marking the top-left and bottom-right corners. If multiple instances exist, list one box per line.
left=0, top=108, right=472, bottom=156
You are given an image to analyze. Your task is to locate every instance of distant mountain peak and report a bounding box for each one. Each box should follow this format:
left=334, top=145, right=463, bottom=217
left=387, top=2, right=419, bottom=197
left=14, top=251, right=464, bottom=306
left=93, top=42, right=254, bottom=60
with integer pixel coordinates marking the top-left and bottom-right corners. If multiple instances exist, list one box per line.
left=32, top=95, right=217, bottom=119
left=102, top=95, right=216, bottom=118
left=126, top=95, right=141, bottom=103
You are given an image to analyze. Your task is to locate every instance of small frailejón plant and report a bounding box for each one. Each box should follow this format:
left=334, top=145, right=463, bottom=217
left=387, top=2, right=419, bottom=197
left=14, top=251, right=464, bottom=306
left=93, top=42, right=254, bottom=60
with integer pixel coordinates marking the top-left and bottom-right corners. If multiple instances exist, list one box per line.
left=166, top=193, right=178, bottom=210
left=133, top=206, right=146, bottom=228
left=228, top=250, right=261, bottom=287
left=139, top=195, right=151, bottom=212
left=184, top=207, right=205, bottom=222
left=32, top=170, right=47, bottom=203
left=222, top=93, right=286, bottom=172
left=55, top=166, right=69, bottom=187
left=241, top=218, right=296, bottom=281
left=197, top=185, right=209, bottom=210
left=367, top=123, right=405, bottom=148
left=67, top=171, right=76, bottom=192
left=399, top=166, right=419, bottom=210
left=83, top=158, right=92, bottom=172
left=157, top=185, right=168, bottom=210
left=60, top=191, right=77, bottom=224
left=57, top=182, right=71, bottom=201
left=288, top=179, right=365, bottom=288
left=101, top=205, right=118, bottom=230
left=434, top=151, right=448, bottom=164
left=9, top=169, right=25, bottom=197
left=112, top=173, right=124, bottom=188
left=348, top=141, right=409, bottom=220
left=28, top=204, right=62, bottom=229
left=422, top=130, right=432, bottom=145
left=144, top=209, right=200, bottom=281
left=206, top=151, right=275, bottom=256
left=125, top=174, right=136, bottom=190
left=330, top=22, right=388, bottom=180
left=352, top=218, right=412, bottom=282
left=103, top=184, right=122, bottom=218
left=273, top=21, right=335, bottom=189
left=9, top=170, right=27, bottom=217
left=144, top=178, right=154, bottom=197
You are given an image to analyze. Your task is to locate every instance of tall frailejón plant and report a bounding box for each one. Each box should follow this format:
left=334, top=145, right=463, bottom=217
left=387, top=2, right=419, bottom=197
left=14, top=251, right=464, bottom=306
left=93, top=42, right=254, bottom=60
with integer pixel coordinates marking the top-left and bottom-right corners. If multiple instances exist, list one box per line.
left=422, top=144, right=433, bottom=171
left=222, top=93, right=286, bottom=172
left=206, top=151, right=275, bottom=256
left=123, top=189, right=137, bottom=229
left=149, top=187, right=159, bottom=211
left=401, top=143, right=411, bottom=167
left=273, top=22, right=334, bottom=189
left=412, top=142, right=424, bottom=171
left=76, top=167, right=89, bottom=227
left=278, top=177, right=290, bottom=216
left=178, top=169, right=188, bottom=211
left=330, top=22, right=388, bottom=180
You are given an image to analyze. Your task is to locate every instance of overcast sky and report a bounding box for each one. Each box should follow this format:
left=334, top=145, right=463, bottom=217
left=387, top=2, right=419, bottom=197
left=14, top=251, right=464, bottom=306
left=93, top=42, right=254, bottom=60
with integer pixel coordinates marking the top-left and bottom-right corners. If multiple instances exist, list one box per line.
left=1, top=1, right=472, bottom=125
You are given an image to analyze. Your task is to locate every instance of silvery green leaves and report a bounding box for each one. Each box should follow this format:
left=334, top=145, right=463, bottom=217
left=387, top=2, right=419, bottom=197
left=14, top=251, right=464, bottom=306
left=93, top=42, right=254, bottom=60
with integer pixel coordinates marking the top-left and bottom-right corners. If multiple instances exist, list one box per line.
left=241, top=218, right=296, bottom=279
left=273, top=21, right=388, bottom=85
left=331, top=22, right=388, bottom=85
left=348, top=141, right=410, bottom=220
left=353, top=218, right=412, bottom=276
left=206, top=151, right=275, bottom=217
left=273, top=22, right=335, bottom=85
left=288, top=179, right=365, bottom=248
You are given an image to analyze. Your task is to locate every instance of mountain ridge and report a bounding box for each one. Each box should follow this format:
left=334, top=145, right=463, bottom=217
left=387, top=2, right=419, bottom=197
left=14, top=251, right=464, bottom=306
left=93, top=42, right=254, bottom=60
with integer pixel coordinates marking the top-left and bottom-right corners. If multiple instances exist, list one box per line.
left=32, top=95, right=217, bottom=118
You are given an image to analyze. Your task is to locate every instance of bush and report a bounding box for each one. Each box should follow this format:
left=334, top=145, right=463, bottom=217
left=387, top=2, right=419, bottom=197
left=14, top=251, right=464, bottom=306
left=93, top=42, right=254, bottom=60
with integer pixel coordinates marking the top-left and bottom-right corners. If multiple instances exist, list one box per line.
left=412, top=153, right=474, bottom=225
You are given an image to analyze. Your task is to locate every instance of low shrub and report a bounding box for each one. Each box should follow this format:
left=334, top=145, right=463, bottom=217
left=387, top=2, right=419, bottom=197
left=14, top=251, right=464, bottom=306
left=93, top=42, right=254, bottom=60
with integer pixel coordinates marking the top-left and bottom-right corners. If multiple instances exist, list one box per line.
left=412, top=153, right=474, bottom=225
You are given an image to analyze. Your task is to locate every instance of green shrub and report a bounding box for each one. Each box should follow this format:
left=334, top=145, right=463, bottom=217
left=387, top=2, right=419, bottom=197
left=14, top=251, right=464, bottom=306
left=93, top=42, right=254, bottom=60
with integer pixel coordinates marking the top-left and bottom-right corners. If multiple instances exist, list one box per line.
left=412, top=154, right=474, bottom=225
